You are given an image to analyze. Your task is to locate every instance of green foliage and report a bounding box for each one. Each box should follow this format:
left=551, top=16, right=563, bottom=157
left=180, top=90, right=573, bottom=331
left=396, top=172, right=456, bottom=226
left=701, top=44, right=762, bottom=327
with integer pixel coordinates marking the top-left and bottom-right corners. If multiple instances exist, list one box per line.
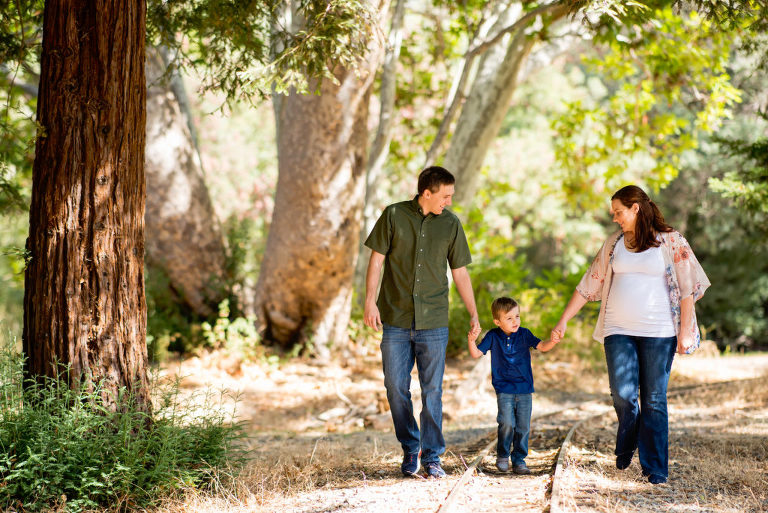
left=0, top=333, right=245, bottom=513
left=145, top=265, right=206, bottom=360
left=148, top=0, right=380, bottom=101
left=0, top=215, right=26, bottom=336
left=657, top=106, right=768, bottom=350
left=448, top=205, right=600, bottom=361
left=708, top=119, right=768, bottom=233
left=553, top=7, right=742, bottom=210
left=0, top=0, right=40, bottom=216
left=201, top=299, right=263, bottom=359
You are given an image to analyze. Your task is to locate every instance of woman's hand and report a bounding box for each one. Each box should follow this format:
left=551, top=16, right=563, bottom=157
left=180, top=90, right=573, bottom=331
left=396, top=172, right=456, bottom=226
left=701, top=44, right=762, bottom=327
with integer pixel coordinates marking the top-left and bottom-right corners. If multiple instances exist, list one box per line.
left=553, top=320, right=567, bottom=340
left=677, top=333, right=695, bottom=354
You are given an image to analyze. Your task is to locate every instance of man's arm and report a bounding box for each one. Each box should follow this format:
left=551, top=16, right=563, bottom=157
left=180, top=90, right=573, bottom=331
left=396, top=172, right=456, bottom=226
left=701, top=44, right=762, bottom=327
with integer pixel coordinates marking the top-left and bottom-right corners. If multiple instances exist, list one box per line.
left=451, top=266, right=480, bottom=335
left=364, top=251, right=386, bottom=331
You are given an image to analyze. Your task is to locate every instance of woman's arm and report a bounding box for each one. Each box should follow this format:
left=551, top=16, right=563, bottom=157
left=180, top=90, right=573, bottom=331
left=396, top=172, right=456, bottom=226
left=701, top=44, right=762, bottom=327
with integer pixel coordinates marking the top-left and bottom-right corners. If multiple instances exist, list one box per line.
left=553, top=290, right=588, bottom=338
left=677, top=294, right=694, bottom=354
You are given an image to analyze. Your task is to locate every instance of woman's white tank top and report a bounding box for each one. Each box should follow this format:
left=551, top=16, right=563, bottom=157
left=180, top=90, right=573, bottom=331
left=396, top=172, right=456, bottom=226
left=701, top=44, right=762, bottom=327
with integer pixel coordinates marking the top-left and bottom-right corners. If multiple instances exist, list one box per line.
left=604, top=239, right=676, bottom=338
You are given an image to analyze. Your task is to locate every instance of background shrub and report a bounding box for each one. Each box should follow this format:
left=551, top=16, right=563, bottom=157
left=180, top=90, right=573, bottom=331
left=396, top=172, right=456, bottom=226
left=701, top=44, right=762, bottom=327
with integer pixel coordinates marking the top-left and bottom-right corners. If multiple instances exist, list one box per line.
left=0, top=333, right=246, bottom=512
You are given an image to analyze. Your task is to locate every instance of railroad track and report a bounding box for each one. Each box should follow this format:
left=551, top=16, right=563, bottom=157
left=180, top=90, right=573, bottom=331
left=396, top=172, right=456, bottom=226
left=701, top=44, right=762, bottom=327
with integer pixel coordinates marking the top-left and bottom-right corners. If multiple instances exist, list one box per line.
left=432, top=376, right=764, bottom=513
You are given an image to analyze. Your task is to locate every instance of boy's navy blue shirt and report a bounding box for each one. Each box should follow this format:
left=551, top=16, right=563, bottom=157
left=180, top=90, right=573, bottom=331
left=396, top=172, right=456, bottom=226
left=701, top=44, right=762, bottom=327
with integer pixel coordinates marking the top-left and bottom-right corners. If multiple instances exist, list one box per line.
left=476, top=327, right=541, bottom=394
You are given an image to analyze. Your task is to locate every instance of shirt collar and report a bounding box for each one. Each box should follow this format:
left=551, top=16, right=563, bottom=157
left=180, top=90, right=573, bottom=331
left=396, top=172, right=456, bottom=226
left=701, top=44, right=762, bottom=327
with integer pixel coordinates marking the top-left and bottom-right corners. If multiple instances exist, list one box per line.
left=412, top=194, right=442, bottom=218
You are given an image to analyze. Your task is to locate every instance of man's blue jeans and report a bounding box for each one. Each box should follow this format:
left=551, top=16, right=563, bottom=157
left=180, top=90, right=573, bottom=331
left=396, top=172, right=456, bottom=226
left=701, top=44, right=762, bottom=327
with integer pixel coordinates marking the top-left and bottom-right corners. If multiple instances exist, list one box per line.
left=496, top=392, right=532, bottom=464
left=604, top=334, right=677, bottom=478
left=381, top=323, right=449, bottom=464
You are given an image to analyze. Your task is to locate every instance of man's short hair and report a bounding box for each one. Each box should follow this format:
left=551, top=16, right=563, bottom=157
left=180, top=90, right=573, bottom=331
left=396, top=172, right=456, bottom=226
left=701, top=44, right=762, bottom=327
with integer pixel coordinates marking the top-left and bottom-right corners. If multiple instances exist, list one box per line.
left=491, top=297, right=519, bottom=320
left=418, top=166, right=455, bottom=195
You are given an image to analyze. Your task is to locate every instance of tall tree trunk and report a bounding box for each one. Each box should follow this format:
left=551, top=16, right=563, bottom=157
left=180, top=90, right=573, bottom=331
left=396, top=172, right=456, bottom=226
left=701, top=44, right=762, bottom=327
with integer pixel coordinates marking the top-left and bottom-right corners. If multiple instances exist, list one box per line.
left=443, top=3, right=570, bottom=206
left=145, top=45, right=228, bottom=318
left=355, top=0, right=406, bottom=300
left=255, top=6, right=385, bottom=357
left=23, top=0, right=150, bottom=412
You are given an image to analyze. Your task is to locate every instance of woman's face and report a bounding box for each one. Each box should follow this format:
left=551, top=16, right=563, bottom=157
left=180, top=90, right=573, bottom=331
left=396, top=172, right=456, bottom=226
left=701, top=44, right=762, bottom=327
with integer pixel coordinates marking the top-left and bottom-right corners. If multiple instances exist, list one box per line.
left=610, top=199, right=638, bottom=233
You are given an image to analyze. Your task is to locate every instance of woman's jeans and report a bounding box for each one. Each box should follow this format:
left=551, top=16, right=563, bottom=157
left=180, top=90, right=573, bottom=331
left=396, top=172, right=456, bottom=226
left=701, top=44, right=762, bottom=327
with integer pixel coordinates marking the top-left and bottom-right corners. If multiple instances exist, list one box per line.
left=496, top=393, right=532, bottom=464
left=381, top=324, right=449, bottom=464
left=604, top=334, right=677, bottom=478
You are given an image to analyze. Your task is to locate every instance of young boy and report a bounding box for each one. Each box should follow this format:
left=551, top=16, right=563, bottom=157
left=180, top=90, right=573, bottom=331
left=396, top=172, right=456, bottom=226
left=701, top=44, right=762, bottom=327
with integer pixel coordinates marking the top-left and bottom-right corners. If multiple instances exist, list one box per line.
left=468, top=297, right=560, bottom=474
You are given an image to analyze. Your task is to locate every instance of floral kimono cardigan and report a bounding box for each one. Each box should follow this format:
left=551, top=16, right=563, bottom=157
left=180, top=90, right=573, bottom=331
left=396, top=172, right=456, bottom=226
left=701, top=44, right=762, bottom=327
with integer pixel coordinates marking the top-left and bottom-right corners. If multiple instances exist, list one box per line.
left=576, top=230, right=711, bottom=353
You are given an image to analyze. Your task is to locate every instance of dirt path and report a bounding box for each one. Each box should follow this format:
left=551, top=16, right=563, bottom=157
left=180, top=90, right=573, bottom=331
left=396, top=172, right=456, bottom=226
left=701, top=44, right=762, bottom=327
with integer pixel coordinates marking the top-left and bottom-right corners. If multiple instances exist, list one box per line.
left=157, top=352, right=768, bottom=512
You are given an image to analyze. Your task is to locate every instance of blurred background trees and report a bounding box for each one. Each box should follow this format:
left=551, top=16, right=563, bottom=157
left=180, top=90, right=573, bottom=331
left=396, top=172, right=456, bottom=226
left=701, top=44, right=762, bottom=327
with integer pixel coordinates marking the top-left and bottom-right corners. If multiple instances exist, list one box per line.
left=2, top=0, right=767, bottom=369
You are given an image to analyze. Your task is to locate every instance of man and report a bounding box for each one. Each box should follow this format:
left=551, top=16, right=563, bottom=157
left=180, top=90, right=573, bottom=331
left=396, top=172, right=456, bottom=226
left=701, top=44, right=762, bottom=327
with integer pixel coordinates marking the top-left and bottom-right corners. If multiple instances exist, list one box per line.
left=364, top=166, right=481, bottom=479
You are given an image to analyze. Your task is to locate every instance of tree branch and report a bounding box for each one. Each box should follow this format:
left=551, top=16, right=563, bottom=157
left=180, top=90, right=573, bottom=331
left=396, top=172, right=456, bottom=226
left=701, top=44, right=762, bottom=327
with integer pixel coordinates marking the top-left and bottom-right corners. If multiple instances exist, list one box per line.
left=466, top=1, right=574, bottom=58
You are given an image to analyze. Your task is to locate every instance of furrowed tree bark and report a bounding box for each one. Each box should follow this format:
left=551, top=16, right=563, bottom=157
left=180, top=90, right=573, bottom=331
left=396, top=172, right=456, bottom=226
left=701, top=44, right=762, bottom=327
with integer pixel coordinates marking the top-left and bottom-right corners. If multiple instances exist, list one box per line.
left=255, top=3, right=386, bottom=357
left=23, top=0, right=150, bottom=412
left=145, top=45, right=228, bottom=318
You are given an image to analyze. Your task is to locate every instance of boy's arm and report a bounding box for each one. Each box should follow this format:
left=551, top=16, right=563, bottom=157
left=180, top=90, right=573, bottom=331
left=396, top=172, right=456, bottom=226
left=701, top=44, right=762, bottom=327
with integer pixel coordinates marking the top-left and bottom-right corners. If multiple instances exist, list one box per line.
left=468, top=331, right=484, bottom=359
left=536, top=330, right=561, bottom=352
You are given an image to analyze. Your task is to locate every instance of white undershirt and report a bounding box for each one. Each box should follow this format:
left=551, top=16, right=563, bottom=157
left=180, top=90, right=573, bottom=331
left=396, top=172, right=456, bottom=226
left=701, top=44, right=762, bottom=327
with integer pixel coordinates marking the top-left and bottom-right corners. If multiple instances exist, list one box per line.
left=604, top=240, right=676, bottom=338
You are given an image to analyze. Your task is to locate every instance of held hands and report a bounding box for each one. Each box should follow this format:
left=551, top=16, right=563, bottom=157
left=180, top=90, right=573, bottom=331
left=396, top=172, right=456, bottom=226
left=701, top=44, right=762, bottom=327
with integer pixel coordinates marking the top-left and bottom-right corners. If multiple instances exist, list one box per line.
left=469, top=315, right=481, bottom=338
left=551, top=320, right=567, bottom=344
left=467, top=321, right=483, bottom=358
left=468, top=318, right=481, bottom=341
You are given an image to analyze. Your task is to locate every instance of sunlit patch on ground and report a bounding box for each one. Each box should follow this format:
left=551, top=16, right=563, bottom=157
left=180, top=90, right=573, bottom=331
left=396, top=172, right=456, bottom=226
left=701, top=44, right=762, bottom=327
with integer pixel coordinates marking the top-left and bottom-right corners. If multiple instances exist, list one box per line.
left=153, top=352, right=768, bottom=512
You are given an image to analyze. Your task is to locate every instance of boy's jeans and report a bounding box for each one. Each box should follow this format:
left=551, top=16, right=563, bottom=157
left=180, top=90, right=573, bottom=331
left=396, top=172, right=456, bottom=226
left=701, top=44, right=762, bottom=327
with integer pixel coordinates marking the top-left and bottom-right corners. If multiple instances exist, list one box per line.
left=380, top=323, right=449, bottom=464
left=604, top=334, right=677, bottom=478
left=496, top=392, right=532, bottom=464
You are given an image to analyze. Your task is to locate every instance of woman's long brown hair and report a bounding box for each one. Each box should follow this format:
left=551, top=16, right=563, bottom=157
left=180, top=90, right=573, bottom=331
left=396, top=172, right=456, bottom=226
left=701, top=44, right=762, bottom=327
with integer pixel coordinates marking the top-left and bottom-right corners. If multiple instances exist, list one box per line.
left=612, top=185, right=673, bottom=252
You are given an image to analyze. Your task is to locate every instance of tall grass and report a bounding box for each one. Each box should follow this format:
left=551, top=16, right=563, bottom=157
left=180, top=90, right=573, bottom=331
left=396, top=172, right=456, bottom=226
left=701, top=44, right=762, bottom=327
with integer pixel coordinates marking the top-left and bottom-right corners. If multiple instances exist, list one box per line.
left=0, top=331, right=246, bottom=512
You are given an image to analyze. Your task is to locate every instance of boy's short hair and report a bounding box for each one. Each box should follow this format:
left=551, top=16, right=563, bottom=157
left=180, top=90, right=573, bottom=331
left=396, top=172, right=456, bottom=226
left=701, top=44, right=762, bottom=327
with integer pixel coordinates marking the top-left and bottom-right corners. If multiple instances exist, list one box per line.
left=417, top=166, right=455, bottom=195
left=491, top=297, right=519, bottom=320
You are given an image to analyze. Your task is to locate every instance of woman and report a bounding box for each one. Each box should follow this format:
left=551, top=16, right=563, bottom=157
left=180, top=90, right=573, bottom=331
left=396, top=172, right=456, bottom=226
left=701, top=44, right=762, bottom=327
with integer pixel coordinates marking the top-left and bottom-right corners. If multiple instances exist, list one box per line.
left=552, top=185, right=710, bottom=484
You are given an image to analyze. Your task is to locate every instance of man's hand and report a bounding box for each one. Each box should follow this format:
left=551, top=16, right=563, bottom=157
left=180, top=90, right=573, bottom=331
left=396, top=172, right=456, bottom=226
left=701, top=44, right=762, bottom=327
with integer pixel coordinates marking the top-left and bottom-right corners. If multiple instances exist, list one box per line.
left=364, top=251, right=385, bottom=332
left=364, top=301, right=383, bottom=331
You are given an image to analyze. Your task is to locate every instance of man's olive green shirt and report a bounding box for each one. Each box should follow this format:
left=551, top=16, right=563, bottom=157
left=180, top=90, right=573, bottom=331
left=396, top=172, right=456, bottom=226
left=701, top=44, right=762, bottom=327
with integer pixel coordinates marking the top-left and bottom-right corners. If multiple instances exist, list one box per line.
left=365, top=196, right=472, bottom=330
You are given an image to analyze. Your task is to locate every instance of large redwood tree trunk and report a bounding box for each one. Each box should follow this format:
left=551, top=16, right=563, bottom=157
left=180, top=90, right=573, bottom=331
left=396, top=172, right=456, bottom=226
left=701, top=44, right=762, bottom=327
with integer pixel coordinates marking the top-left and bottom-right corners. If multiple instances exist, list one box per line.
left=145, top=46, right=228, bottom=318
left=23, top=0, right=150, bottom=411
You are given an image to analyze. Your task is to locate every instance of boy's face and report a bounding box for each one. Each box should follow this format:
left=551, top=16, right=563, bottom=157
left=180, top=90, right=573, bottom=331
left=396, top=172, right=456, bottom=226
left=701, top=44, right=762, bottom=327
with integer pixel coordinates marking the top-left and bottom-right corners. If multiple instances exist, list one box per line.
left=493, top=306, right=520, bottom=334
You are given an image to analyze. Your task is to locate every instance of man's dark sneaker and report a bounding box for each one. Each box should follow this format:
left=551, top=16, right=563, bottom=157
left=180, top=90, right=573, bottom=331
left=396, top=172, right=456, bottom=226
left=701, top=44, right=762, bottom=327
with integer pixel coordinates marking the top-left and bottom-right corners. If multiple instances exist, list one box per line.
left=424, top=461, right=446, bottom=479
left=496, top=457, right=509, bottom=472
left=616, top=452, right=633, bottom=470
left=512, top=462, right=531, bottom=475
left=401, top=452, right=419, bottom=476
left=648, top=474, right=667, bottom=485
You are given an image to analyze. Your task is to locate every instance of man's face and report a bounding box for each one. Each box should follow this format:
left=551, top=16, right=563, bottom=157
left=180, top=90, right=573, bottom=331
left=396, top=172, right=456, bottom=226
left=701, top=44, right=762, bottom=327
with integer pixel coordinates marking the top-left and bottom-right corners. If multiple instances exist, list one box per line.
left=423, top=184, right=455, bottom=215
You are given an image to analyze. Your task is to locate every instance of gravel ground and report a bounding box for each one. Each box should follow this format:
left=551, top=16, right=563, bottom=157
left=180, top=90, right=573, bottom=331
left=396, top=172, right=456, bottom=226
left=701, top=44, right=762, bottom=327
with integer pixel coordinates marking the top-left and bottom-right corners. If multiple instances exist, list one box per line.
left=155, top=352, right=768, bottom=513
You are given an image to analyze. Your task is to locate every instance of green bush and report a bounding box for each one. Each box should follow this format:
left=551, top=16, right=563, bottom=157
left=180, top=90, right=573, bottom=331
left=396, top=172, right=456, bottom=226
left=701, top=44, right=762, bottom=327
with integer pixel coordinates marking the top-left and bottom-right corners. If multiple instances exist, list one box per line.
left=0, top=333, right=246, bottom=512
left=448, top=206, right=602, bottom=366
left=201, top=299, right=263, bottom=360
